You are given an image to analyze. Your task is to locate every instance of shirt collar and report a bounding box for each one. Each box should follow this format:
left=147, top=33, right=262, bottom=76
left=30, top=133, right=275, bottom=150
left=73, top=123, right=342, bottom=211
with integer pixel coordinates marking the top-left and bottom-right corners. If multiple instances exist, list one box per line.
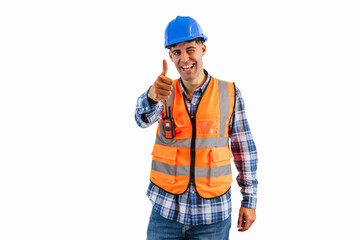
left=179, top=70, right=211, bottom=97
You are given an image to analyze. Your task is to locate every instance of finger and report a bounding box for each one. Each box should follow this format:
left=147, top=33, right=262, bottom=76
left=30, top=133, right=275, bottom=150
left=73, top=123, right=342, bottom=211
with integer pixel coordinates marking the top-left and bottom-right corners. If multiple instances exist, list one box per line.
left=157, top=77, right=173, bottom=92
left=157, top=75, right=173, bottom=84
left=155, top=78, right=173, bottom=90
left=161, top=59, right=168, bottom=76
left=153, top=87, right=172, bottom=99
left=238, top=220, right=252, bottom=232
left=154, top=92, right=172, bottom=101
left=237, top=214, right=243, bottom=229
left=155, top=88, right=172, bottom=97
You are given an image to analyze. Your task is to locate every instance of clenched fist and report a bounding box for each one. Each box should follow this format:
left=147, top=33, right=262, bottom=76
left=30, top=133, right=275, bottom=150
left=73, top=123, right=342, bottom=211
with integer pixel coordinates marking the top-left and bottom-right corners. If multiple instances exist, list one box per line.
left=147, top=60, right=173, bottom=102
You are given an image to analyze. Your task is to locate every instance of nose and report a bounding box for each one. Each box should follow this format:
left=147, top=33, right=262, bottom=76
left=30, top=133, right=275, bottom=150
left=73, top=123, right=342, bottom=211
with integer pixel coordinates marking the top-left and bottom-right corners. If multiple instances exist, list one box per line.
left=180, top=52, right=190, bottom=63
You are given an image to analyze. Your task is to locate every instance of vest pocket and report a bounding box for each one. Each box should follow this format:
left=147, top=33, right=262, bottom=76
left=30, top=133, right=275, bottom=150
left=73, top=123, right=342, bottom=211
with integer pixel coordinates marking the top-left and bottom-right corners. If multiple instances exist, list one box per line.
left=209, top=147, right=233, bottom=186
left=173, top=115, right=191, bottom=136
left=210, top=147, right=233, bottom=164
left=174, top=116, right=190, bottom=127
left=151, top=144, right=178, bottom=184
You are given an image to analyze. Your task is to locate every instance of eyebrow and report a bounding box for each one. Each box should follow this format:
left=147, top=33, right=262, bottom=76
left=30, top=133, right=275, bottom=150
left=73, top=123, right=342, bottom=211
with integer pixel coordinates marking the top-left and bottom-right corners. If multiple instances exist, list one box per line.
left=171, top=46, right=196, bottom=53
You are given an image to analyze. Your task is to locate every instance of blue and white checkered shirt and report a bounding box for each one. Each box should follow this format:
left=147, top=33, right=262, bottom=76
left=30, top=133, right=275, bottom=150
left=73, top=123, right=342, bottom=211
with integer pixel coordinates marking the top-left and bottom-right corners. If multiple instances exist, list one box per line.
left=135, top=71, right=258, bottom=225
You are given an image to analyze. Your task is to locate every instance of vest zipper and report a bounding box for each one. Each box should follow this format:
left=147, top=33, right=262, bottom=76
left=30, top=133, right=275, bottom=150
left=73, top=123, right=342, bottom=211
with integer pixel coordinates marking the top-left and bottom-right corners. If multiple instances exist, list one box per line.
left=181, top=76, right=212, bottom=187
left=190, top=117, right=196, bottom=183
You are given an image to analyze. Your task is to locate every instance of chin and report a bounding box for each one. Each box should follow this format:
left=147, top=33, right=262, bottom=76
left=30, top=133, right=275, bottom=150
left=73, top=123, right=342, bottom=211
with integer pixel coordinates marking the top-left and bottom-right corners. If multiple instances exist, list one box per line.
left=179, top=71, right=198, bottom=81
left=179, top=74, right=195, bottom=82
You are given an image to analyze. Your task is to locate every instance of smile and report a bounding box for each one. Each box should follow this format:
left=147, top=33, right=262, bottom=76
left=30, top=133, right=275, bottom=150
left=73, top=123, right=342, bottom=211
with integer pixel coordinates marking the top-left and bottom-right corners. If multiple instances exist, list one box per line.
left=180, top=64, right=195, bottom=71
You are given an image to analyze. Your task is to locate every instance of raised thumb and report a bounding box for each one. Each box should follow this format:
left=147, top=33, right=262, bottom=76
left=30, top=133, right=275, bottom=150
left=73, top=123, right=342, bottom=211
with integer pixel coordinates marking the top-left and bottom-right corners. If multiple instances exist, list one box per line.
left=161, top=59, right=168, bottom=76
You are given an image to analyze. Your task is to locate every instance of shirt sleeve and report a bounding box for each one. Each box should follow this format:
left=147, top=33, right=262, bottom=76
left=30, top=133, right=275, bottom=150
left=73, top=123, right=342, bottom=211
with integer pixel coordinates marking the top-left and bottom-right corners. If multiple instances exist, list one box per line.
left=229, top=86, right=258, bottom=209
left=135, top=90, right=164, bottom=128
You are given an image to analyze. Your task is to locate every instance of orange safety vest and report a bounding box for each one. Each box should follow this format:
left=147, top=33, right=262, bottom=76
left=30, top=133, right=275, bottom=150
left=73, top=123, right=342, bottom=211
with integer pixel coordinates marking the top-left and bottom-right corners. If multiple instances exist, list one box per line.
left=150, top=77, right=236, bottom=198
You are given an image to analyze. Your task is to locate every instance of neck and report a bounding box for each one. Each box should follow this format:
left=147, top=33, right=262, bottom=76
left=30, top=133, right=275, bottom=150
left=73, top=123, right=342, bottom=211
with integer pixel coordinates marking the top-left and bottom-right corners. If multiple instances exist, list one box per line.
left=182, top=70, right=206, bottom=99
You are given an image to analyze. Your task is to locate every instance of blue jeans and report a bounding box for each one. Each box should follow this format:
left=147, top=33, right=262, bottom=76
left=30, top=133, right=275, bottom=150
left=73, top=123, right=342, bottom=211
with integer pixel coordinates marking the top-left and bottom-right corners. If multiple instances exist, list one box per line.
left=146, top=208, right=231, bottom=240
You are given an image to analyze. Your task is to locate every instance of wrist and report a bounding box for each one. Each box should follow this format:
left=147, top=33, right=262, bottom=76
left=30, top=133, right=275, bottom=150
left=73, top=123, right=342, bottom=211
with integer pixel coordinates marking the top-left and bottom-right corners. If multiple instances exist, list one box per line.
left=147, top=96, right=158, bottom=105
left=147, top=86, right=158, bottom=104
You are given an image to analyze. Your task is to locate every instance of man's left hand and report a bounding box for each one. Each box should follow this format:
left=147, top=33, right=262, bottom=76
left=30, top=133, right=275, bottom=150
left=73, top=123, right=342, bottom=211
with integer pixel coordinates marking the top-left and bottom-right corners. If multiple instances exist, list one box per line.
left=237, top=206, right=256, bottom=232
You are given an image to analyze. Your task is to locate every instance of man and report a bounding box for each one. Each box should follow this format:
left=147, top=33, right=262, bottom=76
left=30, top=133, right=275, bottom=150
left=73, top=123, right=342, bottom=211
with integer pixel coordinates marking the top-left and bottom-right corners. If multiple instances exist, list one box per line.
left=135, top=16, right=258, bottom=239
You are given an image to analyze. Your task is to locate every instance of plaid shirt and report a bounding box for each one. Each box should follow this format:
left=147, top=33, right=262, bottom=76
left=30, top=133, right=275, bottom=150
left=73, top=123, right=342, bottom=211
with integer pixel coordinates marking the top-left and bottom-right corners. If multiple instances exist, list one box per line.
left=135, top=71, right=258, bottom=225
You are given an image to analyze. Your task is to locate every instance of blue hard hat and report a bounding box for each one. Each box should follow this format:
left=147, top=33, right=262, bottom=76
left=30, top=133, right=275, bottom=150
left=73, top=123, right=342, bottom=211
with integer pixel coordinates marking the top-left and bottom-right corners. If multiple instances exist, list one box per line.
left=164, top=16, right=208, bottom=49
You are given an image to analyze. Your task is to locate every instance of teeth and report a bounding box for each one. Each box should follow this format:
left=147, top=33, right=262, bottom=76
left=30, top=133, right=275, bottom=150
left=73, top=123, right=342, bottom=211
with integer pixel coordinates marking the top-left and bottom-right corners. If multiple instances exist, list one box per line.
left=182, top=64, right=193, bottom=69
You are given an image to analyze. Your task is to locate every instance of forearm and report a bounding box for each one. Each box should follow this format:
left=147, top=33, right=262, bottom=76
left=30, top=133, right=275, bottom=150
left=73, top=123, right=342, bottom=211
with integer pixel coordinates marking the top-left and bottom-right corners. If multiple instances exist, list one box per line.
left=231, top=133, right=258, bottom=209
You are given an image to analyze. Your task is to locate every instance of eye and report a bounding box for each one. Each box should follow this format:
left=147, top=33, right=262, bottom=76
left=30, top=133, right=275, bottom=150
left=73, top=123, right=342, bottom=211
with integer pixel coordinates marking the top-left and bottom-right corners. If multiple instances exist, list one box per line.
left=172, top=51, right=180, bottom=56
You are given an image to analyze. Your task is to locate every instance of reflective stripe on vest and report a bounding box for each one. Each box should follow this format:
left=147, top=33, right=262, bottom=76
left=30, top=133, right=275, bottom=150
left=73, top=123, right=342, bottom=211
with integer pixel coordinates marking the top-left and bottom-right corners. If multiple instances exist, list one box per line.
left=150, top=77, right=235, bottom=198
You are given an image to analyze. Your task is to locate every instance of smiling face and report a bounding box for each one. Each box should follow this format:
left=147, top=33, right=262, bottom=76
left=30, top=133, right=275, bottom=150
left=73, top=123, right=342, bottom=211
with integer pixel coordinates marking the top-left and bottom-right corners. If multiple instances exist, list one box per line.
left=168, top=40, right=207, bottom=87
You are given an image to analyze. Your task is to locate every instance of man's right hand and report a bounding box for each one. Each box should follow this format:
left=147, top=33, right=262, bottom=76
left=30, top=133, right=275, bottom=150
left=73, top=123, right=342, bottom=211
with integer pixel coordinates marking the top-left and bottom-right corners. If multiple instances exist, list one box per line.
left=147, top=60, right=173, bottom=102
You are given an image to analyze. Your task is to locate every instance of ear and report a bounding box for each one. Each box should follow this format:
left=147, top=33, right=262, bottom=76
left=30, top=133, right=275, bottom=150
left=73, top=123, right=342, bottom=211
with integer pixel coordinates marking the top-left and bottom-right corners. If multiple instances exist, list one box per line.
left=202, top=44, right=207, bottom=56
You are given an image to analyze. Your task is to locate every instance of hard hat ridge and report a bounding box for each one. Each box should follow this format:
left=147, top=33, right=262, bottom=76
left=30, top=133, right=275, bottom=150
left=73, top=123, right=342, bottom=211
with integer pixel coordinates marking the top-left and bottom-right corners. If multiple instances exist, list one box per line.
left=164, top=16, right=208, bottom=49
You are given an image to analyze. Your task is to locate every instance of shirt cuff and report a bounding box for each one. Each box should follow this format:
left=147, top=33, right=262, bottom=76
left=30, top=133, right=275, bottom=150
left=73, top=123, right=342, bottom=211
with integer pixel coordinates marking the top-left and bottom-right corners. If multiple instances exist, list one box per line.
left=137, top=91, right=160, bottom=115
left=241, top=195, right=257, bottom=209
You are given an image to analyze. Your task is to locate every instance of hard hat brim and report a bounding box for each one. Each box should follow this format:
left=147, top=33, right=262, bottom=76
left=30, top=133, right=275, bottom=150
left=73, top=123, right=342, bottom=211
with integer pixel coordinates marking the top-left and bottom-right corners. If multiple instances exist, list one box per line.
left=165, top=35, right=208, bottom=49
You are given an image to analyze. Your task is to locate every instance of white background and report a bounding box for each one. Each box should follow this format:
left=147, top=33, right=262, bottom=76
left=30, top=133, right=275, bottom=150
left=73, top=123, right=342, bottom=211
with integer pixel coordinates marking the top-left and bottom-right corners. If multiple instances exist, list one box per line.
left=1, top=0, right=360, bottom=239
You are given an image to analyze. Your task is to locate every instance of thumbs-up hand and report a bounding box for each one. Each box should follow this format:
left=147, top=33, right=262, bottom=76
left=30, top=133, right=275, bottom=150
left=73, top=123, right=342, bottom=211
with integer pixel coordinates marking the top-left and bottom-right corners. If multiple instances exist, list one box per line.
left=148, top=60, right=174, bottom=102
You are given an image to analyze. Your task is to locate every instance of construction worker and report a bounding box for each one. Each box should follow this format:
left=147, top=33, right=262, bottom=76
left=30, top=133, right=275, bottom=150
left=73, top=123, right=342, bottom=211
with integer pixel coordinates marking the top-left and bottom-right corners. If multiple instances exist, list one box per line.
left=135, top=16, right=258, bottom=239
